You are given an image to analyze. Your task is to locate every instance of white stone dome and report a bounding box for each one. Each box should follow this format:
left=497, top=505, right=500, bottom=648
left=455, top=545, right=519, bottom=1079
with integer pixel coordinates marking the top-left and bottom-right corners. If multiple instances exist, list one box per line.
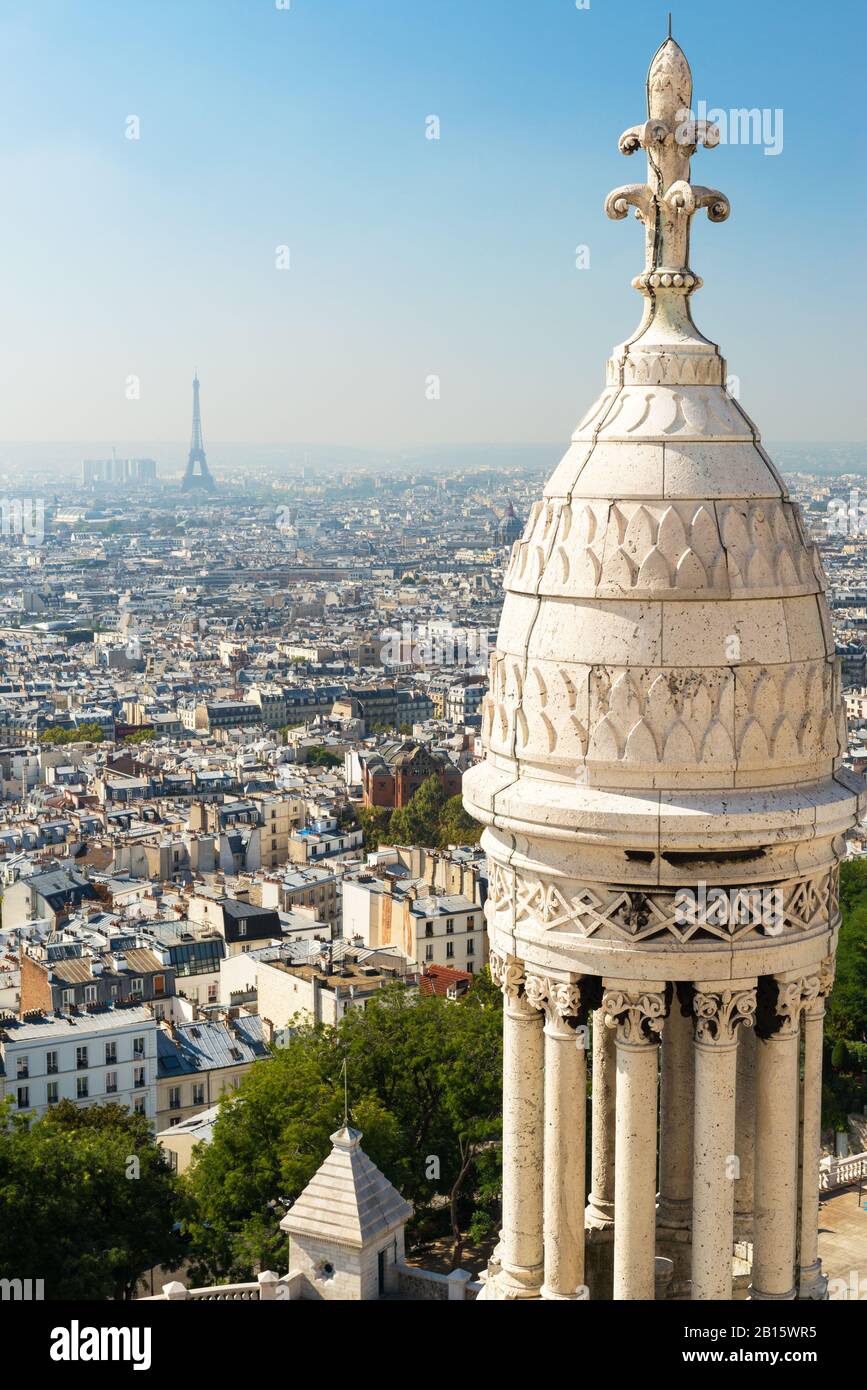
left=464, top=36, right=861, bottom=972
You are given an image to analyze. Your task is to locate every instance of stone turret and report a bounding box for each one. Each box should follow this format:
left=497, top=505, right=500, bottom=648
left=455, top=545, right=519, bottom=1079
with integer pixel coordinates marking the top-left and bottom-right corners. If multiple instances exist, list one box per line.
left=465, top=32, right=863, bottom=1303
left=280, top=1126, right=412, bottom=1300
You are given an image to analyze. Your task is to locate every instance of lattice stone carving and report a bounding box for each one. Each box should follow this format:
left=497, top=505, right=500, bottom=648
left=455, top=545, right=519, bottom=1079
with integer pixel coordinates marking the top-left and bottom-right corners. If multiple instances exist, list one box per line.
left=488, top=868, right=838, bottom=945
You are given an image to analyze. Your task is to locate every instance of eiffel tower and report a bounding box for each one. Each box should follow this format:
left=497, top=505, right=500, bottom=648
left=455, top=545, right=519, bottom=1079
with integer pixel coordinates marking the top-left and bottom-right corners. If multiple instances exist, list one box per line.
left=182, top=373, right=216, bottom=492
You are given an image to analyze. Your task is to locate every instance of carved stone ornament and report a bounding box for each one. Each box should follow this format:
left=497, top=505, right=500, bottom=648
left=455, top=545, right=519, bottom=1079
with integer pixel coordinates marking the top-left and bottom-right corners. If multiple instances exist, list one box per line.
left=693, top=987, right=757, bottom=1045
left=601, top=988, right=667, bottom=1045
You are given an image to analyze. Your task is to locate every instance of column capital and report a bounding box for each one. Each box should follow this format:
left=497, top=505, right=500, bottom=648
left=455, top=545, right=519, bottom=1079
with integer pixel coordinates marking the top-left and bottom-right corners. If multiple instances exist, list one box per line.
left=489, top=948, right=540, bottom=1018
left=601, top=985, right=667, bottom=1047
left=525, top=970, right=584, bottom=1037
left=693, top=985, right=757, bottom=1047
left=757, top=966, right=834, bottom=1040
left=803, top=956, right=835, bottom=1022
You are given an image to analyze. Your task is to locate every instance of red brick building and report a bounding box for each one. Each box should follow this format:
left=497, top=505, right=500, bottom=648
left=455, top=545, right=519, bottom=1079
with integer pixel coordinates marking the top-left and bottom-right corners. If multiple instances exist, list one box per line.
left=361, top=741, right=462, bottom=810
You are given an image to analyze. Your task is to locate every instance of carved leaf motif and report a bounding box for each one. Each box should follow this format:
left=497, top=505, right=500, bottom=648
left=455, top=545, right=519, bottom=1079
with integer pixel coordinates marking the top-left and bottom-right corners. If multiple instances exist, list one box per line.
left=663, top=720, right=697, bottom=763
left=771, top=505, right=793, bottom=546
left=690, top=504, right=721, bottom=568
left=560, top=668, right=580, bottom=710
left=738, top=717, right=769, bottom=761
left=574, top=504, right=597, bottom=546
left=608, top=671, right=641, bottom=724
left=570, top=716, right=589, bottom=756
left=636, top=545, right=671, bottom=587
left=774, top=548, right=799, bottom=587
left=770, top=715, right=798, bottom=760
left=607, top=547, right=638, bottom=588
left=645, top=672, right=678, bottom=733
left=576, top=390, right=616, bottom=434
left=612, top=391, right=655, bottom=434
left=720, top=504, right=751, bottom=571
left=624, top=504, right=656, bottom=558
left=624, top=718, right=658, bottom=762
left=609, top=504, right=628, bottom=544
left=573, top=546, right=602, bottom=588
left=747, top=503, right=768, bottom=547
left=699, top=719, right=734, bottom=763
left=822, top=711, right=840, bottom=758
left=751, top=673, right=780, bottom=733
left=674, top=547, right=708, bottom=588
left=678, top=391, right=709, bottom=433
left=687, top=679, right=714, bottom=730
left=588, top=715, right=623, bottom=761
left=656, top=504, right=688, bottom=559
left=745, top=547, right=775, bottom=588
left=497, top=705, right=509, bottom=744
left=529, top=665, right=547, bottom=704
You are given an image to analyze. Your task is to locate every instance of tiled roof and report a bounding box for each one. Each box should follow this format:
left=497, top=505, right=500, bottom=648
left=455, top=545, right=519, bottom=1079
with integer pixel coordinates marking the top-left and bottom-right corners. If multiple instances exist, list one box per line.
left=281, top=1126, right=412, bottom=1249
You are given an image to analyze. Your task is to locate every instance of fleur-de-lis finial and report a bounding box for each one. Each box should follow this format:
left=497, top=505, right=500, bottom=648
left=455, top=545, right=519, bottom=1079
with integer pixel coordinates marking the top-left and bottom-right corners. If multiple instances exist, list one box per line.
left=602, top=35, right=732, bottom=389
left=605, top=34, right=730, bottom=299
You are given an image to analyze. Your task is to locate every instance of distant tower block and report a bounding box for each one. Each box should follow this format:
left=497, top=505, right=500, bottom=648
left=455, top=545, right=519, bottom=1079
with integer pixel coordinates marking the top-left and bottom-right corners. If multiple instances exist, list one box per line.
left=182, top=373, right=216, bottom=492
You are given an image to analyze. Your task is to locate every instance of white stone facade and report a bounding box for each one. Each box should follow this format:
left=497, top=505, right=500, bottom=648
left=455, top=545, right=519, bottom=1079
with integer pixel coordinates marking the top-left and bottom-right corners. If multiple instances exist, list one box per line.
left=464, top=34, right=863, bottom=1302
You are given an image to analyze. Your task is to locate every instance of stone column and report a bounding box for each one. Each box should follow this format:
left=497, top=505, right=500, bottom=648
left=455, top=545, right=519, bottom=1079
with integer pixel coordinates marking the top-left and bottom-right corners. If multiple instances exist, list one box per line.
left=602, top=984, right=666, bottom=1301
left=526, top=973, right=587, bottom=1300
left=587, top=1008, right=616, bottom=1225
left=492, top=951, right=545, bottom=1298
left=585, top=1007, right=617, bottom=1298
left=734, top=1024, right=757, bottom=1240
left=657, top=1000, right=694, bottom=1240
left=690, top=985, right=757, bottom=1301
left=798, top=959, right=834, bottom=1300
left=750, top=977, right=804, bottom=1301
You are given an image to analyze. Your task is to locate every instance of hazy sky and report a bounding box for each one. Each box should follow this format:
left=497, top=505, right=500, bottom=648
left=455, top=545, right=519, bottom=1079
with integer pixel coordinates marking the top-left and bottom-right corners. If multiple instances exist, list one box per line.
left=0, top=0, right=864, bottom=452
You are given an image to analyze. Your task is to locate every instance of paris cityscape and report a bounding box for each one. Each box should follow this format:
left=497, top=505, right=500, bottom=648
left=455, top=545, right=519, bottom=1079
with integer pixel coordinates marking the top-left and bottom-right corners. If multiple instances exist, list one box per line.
left=0, top=0, right=865, bottom=1359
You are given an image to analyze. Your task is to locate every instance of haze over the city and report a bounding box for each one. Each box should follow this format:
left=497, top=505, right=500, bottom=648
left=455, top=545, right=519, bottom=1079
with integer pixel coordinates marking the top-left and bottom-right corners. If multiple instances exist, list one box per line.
left=0, top=0, right=864, bottom=454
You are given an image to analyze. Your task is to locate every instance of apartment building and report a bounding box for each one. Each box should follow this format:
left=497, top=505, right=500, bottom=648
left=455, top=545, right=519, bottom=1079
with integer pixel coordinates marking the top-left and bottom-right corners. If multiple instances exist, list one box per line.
left=0, top=1004, right=158, bottom=1122
left=342, top=877, right=485, bottom=974
left=155, top=1013, right=268, bottom=1131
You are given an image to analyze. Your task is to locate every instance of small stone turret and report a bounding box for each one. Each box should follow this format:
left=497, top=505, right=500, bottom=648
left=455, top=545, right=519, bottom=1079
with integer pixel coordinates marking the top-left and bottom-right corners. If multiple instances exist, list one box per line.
left=280, top=1126, right=412, bottom=1300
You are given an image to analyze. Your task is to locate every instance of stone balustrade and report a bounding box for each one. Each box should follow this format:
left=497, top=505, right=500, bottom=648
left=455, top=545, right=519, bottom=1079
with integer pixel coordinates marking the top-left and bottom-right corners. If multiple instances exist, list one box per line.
left=819, top=1152, right=867, bottom=1192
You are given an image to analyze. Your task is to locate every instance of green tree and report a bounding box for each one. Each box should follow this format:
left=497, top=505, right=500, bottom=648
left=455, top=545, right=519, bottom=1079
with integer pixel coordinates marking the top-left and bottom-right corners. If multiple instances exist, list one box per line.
left=123, top=728, right=156, bottom=744
left=306, top=746, right=341, bottom=767
left=357, top=804, right=392, bottom=849
left=0, top=1100, right=184, bottom=1299
left=437, top=794, right=482, bottom=847
left=39, top=722, right=107, bottom=745
left=823, top=859, right=867, bottom=1128
left=389, top=775, right=447, bottom=847
left=185, top=978, right=503, bottom=1281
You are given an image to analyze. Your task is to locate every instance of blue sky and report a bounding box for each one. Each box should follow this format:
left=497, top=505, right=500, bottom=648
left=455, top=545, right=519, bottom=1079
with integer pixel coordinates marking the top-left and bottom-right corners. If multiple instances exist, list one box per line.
left=0, top=0, right=863, bottom=452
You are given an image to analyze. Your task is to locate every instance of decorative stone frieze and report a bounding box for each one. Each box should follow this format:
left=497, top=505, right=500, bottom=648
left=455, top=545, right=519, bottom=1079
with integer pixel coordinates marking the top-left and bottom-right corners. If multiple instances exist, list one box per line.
left=489, top=866, right=838, bottom=946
